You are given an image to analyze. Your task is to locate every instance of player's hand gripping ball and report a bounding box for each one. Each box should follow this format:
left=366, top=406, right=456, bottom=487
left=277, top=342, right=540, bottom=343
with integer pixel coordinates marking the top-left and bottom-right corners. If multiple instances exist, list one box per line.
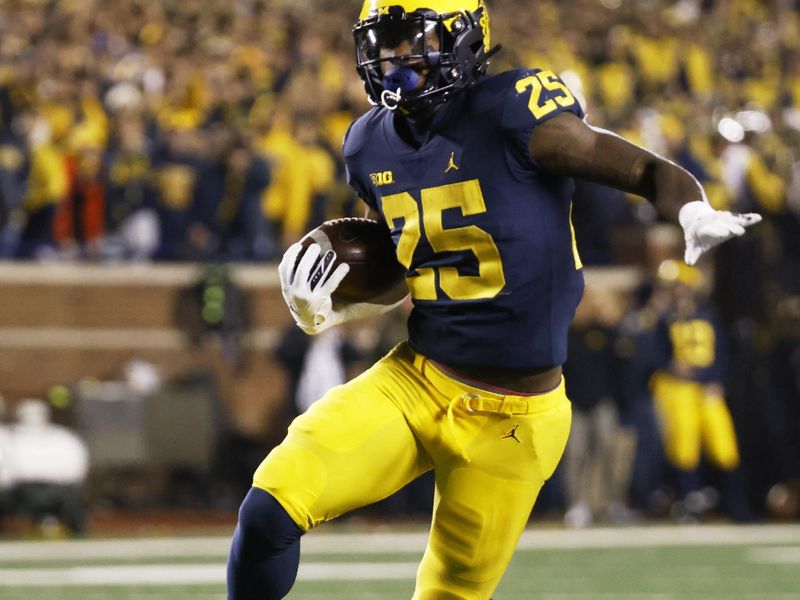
left=295, top=218, right=405, bottom=303
left=278, top=219, right=406, bottom=335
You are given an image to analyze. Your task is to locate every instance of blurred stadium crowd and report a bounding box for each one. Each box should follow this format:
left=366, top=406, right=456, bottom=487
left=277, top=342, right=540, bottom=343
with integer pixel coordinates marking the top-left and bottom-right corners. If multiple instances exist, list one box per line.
left=0, top=0, right=798, bottom=263
left=1, top=0, right=800, bottom=529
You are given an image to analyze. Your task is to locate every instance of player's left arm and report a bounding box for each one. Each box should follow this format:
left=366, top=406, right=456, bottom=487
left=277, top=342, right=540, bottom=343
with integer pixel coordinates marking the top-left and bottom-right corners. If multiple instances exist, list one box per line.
left=528, top=112, right=762, bottom=265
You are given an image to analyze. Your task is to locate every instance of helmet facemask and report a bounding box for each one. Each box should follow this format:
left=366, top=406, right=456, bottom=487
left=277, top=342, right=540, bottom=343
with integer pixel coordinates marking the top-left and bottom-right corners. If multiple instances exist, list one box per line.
left=354, top=6, right=490, bottom=116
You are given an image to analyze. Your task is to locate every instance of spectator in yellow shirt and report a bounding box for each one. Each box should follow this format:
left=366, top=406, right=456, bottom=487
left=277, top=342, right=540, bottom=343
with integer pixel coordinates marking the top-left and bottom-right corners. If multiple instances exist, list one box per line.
left=17, top=113, right=68, bottom=258
left=262, top=112, right=335, bottom=249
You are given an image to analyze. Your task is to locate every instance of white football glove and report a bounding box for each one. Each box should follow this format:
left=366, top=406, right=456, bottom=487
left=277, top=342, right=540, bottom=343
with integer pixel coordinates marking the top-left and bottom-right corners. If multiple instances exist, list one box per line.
left=278, top=242, right=406, bottom=335
left=679, top=201, right=762, bottom=266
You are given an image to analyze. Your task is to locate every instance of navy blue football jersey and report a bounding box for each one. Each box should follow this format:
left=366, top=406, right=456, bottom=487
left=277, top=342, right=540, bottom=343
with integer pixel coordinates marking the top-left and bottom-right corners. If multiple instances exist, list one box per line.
left=656, top=304, right=727, bottom=384
left=343, top=68, right=585, bottom=370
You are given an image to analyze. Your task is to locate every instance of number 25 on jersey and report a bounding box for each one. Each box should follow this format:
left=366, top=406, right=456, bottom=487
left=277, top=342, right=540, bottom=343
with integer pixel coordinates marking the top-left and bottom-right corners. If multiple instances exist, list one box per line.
left=381, top=180, right=506, bottom=302
left=515, top=70, right=576, bottom=120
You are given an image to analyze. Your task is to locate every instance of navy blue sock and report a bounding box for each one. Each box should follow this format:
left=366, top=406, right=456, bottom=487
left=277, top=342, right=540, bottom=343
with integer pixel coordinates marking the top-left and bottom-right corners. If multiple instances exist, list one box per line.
left=227, top=487, right=304, bottom=600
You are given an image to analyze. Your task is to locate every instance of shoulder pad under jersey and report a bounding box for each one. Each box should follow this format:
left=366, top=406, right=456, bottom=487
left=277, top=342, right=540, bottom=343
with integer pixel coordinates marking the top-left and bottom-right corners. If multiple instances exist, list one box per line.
left=343, top=107, right=385, bottom=158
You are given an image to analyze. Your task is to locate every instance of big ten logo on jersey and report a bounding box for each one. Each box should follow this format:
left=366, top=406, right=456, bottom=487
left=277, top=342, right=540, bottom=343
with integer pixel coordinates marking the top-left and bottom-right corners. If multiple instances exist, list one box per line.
left=371, top=171, right=395, bottom=186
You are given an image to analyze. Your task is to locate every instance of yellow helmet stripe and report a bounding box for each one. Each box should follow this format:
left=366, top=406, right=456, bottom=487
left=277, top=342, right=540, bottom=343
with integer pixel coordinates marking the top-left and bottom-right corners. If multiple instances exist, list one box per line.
left=359, top=0, right=482, bottom=21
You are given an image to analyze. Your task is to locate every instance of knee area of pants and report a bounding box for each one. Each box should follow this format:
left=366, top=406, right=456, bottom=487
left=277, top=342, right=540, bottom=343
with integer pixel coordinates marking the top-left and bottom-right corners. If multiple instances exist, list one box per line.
left=668, top=448, right=700, bottom=472
left=671, top=457, right=701, bottom=472
left=237, top=488, right=302, bottom=550
left=713, top=456, right=740, bottom=471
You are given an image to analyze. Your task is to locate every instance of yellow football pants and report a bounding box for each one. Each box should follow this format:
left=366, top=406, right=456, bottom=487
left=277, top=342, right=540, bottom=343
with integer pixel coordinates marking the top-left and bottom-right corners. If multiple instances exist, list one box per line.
left=651, top=372, right=740, bottom=472
left=253, top=342, right=572, bottom=600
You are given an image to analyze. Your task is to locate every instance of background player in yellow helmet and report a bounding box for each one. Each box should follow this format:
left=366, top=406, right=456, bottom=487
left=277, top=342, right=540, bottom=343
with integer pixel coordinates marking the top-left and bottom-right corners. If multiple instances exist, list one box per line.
left=227, top=2, right=762, bottom=598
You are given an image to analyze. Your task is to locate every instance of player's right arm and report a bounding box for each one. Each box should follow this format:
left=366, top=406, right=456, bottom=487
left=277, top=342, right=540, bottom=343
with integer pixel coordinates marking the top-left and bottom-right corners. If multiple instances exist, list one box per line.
left=278, top=233, right=407, bottom=335
left=364, top=206, right=412, bottom=306
left=528, top=112, right=761, bottom=265
left=276, top=190, right=408, bottom=336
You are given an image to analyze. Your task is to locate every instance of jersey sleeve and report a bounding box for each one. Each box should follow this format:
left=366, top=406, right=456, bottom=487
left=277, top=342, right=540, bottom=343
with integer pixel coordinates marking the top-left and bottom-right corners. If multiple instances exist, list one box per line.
left=502, top=68, right=585, bottom=170
left=344, top=161, right=377, bottom=211
left=343, top=122, right=379, bottom=210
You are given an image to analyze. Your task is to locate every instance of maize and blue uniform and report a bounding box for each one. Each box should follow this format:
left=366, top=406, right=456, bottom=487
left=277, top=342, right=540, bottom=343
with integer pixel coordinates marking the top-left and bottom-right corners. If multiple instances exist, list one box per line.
left=650, top=304, right=740, bottom=472
left=253, top=68, right=583, bottom=599
left=346, top=67, right=585, bottom=370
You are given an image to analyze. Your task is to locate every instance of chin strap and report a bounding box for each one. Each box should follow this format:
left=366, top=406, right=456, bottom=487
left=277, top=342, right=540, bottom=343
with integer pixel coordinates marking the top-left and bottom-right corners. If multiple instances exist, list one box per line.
left=485, top=44, right=503, bottom=61
left=366, top=87, right=403, bottom=110
left=380, top=87, right=403, bottom=111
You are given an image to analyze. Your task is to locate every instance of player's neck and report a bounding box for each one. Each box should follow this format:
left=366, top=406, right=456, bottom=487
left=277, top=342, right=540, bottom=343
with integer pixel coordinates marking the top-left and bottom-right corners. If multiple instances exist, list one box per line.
left=395, top=105, right=441, bottom=150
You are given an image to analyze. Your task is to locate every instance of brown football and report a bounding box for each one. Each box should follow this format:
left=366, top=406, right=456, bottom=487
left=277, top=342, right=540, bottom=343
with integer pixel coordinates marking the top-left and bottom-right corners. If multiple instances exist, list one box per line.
left=297, top=218, right=406, bottom=303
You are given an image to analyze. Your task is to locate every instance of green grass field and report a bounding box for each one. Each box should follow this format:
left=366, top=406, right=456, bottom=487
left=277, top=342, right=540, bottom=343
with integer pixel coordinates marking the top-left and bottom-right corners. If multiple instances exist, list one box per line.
left=1, top=525, right=799, bottom=599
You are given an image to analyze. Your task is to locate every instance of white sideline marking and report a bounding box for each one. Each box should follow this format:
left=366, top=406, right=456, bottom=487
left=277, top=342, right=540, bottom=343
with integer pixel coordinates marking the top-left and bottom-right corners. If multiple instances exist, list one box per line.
left=748, top=546, right=800, bottom=564
left=0, top=564, right=224, bottom=586
left=0, top=525, right=799, bottom=563
left=0, top=562, right=418, bottom=586
left=298, top=562, right=417, bottom=581
left=515, top=525, right=800, bottom=550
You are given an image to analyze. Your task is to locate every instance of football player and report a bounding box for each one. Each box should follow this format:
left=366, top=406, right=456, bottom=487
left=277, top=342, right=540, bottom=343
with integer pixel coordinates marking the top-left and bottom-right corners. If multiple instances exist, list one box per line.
left=227, top=2, right=761, bottom=598
left=650, top=260, right=744, bottom=520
